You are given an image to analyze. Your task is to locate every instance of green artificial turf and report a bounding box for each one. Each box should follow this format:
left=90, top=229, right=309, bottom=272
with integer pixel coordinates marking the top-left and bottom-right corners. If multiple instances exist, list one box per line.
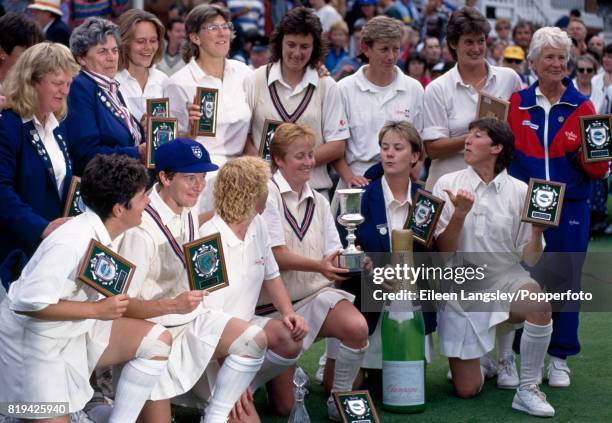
left=175, top=233, right=612, bottom=422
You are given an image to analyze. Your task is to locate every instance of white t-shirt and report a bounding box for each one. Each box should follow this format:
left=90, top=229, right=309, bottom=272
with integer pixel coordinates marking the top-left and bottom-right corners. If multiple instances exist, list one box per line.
left=165, top=58, right=253, bottom=165
left=423, top=64, right=522, bottom=190
left=116, top=67, right=169, bottom=122
left=199, top=213, right=280, bottom=321
left=338, top=65, right=424, bottom=167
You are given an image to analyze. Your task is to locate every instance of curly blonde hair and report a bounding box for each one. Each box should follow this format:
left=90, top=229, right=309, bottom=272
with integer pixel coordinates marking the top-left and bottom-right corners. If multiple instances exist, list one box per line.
left=4, top=42, right=80, bottom=120
left=214, top=156, right=271, bottom=224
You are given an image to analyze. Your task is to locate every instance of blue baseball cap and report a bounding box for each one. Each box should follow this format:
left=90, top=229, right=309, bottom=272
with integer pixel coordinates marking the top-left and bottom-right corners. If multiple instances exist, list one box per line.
left=359, top=0, right=376, bottom=5
left=155, top=138, right=219, bottom=173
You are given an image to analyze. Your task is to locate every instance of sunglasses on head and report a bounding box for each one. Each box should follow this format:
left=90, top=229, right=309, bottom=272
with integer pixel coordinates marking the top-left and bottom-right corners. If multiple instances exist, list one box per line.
left=504, top=58, right=523, bottom=64
left=577, top=67, right=594, bottom=74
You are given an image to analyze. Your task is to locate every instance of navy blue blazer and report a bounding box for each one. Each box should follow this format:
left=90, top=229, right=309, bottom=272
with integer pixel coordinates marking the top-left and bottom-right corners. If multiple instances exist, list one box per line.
left=45, top=17, right=71, bottom=47
left=0, top=109, right=72, bottom=273
left=66, top=71, right=142, bottom=175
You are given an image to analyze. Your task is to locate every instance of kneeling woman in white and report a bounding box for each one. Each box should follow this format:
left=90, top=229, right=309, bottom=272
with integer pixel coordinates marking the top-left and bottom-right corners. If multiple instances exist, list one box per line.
left=432, top=118, right=555, bottom=417
left=259, top=123, right=369, bottom=420
left=118, top=139, right=269, bottom=423
left=200, top=156, right=308, bottom=422
left=0, top=155, right=172, bottom=423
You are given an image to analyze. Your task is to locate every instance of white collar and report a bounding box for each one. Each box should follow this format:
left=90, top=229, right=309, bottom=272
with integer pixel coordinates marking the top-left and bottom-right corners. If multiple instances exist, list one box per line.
left=354, top=65, right=405, bottom=93
left=449, top=62, right=497, bottom=89
left=188, top=57, right=234, bottom=82
left=22, top=113, right=59, bottom=132
left=272, top=171, right=314, bottom=202
left=267, top=61, right=320, bottom=90
left=83, top=210, right=113, bottom=246
left=465, top=166, right=508, bottom=193
left=381, top=175, right=412, bottom=207
left=148, top=183, right=191, bottom=226
left=210, top=213, right=256, bottom=247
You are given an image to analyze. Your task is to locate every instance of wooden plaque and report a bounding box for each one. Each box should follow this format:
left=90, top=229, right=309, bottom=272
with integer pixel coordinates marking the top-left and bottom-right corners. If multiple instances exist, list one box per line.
left=579, top=114, right=612, bottom=162
left=146, top=117, right=178, bottom=169
left=333, top=390, right=381, bottom=423
left=405, top=189, right=445, bottom=247
left=183, top=232, right=229, bottom=292
left=63, top=176, right=86, bottom=217
left=521, top=178, right=566, bottom=227
left=259, top=119, right=283, bottom=162
left=77, top=239, right=135, bottom=297
left=477, top=92, right=509, bottom=121
left=194, top=87, right=219, bottom=137
left=146, top=97, right=170, bottom=118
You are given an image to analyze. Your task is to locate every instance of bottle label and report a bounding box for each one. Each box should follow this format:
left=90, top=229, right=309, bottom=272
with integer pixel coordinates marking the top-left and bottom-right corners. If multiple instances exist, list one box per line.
left=382, top=360, right=425, bottom=406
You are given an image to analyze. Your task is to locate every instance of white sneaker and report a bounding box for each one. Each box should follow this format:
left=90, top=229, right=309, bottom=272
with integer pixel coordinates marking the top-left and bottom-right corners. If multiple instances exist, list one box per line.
left=315, top=353, right=327, bottom=384
left=327, top=395, right=341, bottom=421
left=446, top=368, right=453, bottom=381
left=480, top=355, right=497, bottom=380
left=512, top=384, right=555, bottom=417
left=497, top=356, right=519, bottom=389
left=547, top=357, right=570, bottom=387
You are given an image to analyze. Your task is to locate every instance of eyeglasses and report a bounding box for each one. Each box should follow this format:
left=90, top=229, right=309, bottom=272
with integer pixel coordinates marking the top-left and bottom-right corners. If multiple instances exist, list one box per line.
left=504, top=58, right=523, bottom=64
left=201, top=22, right=233, bottom=32
left=577, top=67, right=594, bottom=74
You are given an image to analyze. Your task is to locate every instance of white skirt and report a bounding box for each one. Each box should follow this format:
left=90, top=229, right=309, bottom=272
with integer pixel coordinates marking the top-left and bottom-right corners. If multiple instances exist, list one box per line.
left=151, top=309, right=233, bottom=400
left=438, top=273, right=534, bottom=360
left=252, top=287, right=355, bottom=351
left=0, top=299, right=112, bottom=414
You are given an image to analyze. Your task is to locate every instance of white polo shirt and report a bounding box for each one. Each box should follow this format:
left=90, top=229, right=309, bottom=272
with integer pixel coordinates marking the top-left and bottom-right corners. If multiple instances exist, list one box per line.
left=338, top=65, right=424, bottom=169
left=262, top=171, right=341, bottom=255
left=165, top=58, right=253, bottom=165
left=199, top=213, right=280, bottom=321
left=119, top=185, right=204, bottom=327
left=432, top=167, right=532, bottom=274
left=381, top=176, right=412, bottom=244
left=116, top=67, right=169, bottom=122
left=423, top=64, right=522, bottom=190
left=7, top=211, right=113, bottom=336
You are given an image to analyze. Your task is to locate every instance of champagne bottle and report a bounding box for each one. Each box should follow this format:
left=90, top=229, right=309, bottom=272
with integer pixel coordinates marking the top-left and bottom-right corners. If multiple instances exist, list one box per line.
left=382, top=229, right=426, bottom=413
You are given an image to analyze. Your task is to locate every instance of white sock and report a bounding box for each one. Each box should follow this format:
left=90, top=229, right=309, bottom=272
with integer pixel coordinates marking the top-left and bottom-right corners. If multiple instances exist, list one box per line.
left=519, top=321, right=552, bottom=388
left=203, top=354, right=264, bottom=423
left=331, top=342, right=367, bottom=393
left=327, top=337, right=340, bottom=360
left=108, top=358, right=167, bottom=423
left=496, top=326, right=515, bottom=361
left=250, top=349, right=299, bottom=392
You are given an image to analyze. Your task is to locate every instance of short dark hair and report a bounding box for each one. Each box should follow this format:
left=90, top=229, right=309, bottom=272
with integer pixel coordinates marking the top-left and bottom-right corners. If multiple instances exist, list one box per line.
left=604, top=43, right=612, bottom=56
left=81, top=154, right=148, bottom=221
left=166, top=17, right=185, bottom=35
left=468, top=118, right=515, bottom=174
left=0, top=13, right=43, bottom=55
left=446, top=7, right=491, bottom=61
left=512, top=20, right=534, bottom=39
left=270, top=7, right=326, bottom=68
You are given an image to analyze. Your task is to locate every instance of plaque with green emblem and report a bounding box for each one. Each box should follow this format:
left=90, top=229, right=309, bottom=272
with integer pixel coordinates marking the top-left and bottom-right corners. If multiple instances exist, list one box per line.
left=580, top=114, right=612, bottom=162
left=259, top=119, right=282, bottom=162
left=77, top=240, right=135, bottom=297
left=333, top=390, right=380, bottom=423
left=146, top=97, right=170, bottom=118
left=522, top=178, right=566, bottom=227
left=477, top=91, right=509, bottom=121
left=63, top=176, right=87, bottom=217
left=147, top=117, right=178, bottom=169
left=405, top=189, right=445, bottom=248
left=194, top=87, right=218, bottom=137
left=183, top=233, right=229, bottom=292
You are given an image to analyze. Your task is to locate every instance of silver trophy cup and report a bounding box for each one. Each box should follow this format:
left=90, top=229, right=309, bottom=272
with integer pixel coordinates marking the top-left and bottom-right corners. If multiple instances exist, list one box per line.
left=336, top=188, right=365, bottom=272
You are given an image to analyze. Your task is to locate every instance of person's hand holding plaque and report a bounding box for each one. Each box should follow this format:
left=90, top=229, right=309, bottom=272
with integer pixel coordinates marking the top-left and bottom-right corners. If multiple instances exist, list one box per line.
left=172, top=290, right=208, bottom=314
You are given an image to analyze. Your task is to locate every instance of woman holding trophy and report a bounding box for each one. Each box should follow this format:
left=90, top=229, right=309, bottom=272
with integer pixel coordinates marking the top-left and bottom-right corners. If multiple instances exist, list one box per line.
left=259, top=122, right=368, bottom=421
